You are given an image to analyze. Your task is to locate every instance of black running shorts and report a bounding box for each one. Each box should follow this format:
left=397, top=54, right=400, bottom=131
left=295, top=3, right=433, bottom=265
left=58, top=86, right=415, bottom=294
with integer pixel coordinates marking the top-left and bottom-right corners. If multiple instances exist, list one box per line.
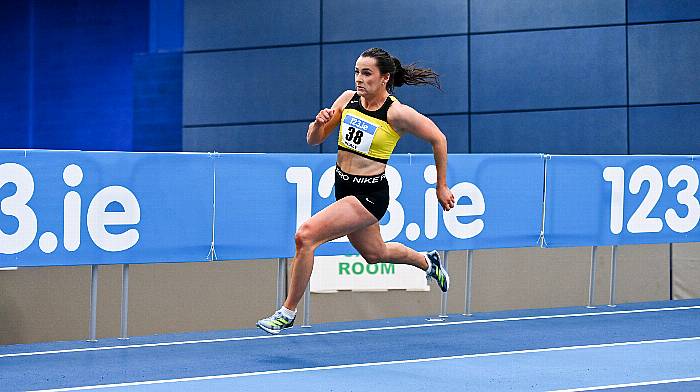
left=334, top=165, right=390, bottom=221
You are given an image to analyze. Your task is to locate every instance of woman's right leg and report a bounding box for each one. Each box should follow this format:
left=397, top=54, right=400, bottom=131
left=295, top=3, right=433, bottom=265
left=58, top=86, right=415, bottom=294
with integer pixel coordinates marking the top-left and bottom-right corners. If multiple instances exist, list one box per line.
left=283, top=195, right=378, bottom=311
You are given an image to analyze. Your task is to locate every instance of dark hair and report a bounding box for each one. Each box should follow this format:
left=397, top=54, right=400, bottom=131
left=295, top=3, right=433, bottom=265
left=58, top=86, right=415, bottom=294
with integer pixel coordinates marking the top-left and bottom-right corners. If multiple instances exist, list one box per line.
left=360, top=47, right=441, bottom=92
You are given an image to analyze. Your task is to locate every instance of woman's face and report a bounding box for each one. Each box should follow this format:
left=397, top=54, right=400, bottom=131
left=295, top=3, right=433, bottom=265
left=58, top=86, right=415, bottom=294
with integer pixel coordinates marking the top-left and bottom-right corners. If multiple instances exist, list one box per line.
left=354, top=56, right=389, bottom=97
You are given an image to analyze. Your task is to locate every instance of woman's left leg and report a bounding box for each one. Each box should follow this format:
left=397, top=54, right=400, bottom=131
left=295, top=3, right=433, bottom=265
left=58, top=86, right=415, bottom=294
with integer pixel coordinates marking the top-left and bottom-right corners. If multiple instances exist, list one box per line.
left=347, top=223, right=449, bottom=292
left=347, top=223, right=429, bottom=270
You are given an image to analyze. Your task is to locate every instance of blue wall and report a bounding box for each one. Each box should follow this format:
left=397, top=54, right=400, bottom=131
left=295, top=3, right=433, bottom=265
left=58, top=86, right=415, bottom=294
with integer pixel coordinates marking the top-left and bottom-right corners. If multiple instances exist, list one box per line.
left=2, top=2, right=699, bottom=154
left=183, top=0, right=700, bottom=155
left=0, top=2, right=30, bottom=149
left=0, top=0, right=185, bottom=152
left=0, top=1, right=149, bottom=151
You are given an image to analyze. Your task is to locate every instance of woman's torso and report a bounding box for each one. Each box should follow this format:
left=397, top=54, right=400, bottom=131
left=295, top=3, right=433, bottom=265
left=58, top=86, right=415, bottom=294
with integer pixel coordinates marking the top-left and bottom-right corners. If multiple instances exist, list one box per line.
left=336, top=93, right=401, bottom=176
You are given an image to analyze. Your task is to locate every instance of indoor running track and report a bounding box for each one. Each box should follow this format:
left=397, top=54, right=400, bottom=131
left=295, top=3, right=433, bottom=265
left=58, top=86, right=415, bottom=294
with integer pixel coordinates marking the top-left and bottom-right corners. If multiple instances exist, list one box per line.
left=2, top=299, right=700, bottom=391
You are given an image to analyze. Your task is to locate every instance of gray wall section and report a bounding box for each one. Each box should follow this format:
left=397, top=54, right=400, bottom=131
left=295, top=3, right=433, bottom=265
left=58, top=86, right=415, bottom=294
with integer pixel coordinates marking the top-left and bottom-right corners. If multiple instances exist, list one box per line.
left=672, top=243, right=700, bottom=299
left=1, top=244, right=684, bottom=345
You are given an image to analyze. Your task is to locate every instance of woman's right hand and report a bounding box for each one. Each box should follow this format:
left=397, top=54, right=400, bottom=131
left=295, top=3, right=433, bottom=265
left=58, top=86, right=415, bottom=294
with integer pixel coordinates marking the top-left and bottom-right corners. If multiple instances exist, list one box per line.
left=314, top=108, right=336, bottom=127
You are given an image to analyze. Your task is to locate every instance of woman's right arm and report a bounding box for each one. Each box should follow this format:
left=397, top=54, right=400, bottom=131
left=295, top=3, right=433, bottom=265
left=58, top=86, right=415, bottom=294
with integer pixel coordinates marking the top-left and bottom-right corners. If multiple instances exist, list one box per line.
left=307, top=90, right=355, bottom=145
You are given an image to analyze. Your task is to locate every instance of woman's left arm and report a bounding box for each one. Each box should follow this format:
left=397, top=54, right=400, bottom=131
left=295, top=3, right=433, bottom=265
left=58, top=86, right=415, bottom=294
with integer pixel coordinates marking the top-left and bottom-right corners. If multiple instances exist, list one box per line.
left=390, top=105, right=455, bottom=211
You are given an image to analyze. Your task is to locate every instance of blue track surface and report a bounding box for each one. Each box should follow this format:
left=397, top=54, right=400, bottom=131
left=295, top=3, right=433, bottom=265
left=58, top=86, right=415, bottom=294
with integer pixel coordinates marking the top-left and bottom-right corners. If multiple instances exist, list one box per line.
left=2, top=299, right=700, bottom=391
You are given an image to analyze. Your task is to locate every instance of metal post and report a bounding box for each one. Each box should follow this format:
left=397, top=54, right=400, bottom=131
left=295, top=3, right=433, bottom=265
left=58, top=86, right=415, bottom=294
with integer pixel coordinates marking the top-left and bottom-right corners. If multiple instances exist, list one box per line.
left=463, top=250, right=473, bottom=316
left=88, top=265, right=99, bottom=342
left=276, top=258, right=288, bottom=310
left=302, top=284, right=311, bottom=328
left=439, top=251, right=448, bottom=318
left=587, top=246, right=598, bottom=308
left=119, top=264, right=129, bottom=340
left=608, top=246, right=618, bottom=307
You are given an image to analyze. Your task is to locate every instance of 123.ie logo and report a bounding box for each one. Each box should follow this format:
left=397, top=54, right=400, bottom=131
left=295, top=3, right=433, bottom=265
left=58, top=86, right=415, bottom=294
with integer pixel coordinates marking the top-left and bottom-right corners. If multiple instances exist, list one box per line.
left=0, top=163, right=140, bottom=255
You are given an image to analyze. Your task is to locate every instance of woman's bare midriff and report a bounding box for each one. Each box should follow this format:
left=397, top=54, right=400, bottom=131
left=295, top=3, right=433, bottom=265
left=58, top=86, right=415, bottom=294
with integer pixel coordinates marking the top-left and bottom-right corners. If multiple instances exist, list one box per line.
left=336, top=149, right=387, bottom=176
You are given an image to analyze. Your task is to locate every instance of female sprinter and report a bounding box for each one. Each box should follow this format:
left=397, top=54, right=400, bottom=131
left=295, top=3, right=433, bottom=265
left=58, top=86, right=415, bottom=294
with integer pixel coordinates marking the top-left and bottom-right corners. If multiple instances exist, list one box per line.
left=257, top=47, right=455, bottom=334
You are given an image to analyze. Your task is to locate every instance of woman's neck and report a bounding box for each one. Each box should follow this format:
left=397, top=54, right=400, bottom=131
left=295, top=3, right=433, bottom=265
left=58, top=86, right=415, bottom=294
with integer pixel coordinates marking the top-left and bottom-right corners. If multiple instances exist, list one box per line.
left=361, top=92, right=389, bottom=111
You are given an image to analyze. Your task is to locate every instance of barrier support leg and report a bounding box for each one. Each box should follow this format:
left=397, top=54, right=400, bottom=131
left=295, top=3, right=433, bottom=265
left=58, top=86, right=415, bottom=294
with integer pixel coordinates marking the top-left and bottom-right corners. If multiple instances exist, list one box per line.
left=587, top=246, right=598, bottom=308
left=608, top=246, right=618, bottom=307
left=463, top=250, right=473, bottom=316
left=88, top=265, right=99, bottom=342
left=427, top=250, right=448, bottom=322
left=439, top=251, right=448, bottom=318
left=302, top=284, right=311, bottom=328
left=276, top=258, right=288, bottom=310
left=119, top=264, right=129, bottom=340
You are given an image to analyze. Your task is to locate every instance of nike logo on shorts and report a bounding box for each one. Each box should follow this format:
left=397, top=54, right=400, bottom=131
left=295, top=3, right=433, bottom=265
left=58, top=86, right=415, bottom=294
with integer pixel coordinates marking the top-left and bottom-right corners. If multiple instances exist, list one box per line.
left=366, top=198, right=374, bottom=204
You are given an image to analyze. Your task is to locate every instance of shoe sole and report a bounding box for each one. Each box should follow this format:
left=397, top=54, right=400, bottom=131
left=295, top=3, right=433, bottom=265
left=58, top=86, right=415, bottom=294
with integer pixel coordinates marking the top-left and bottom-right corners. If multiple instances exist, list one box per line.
left=256, top=322, right=293, bottom=335
left=256, top=322, right=281, bottom=335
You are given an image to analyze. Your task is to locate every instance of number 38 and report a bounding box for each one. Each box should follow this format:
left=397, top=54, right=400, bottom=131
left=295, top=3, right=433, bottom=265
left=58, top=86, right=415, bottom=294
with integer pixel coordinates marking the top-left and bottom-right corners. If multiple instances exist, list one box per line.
left=345, top=127, right=364, bottom=145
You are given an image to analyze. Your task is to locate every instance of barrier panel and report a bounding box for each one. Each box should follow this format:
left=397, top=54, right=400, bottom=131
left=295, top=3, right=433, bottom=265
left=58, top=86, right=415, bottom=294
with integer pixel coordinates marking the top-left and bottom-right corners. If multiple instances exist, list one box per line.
left=0, top=150, right=213, bottom=267
left=3, top=150, right=698, bottom=267
left=214, top=153, right=545, bottom=259
left=543, top=155, right=700, bottom=247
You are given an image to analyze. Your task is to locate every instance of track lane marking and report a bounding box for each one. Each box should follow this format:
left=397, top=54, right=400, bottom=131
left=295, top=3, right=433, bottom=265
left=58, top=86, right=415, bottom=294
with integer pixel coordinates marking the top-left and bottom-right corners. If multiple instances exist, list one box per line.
left=30, top=336, right=700, bottom=391
left=3, top=304, right=699, bottom=359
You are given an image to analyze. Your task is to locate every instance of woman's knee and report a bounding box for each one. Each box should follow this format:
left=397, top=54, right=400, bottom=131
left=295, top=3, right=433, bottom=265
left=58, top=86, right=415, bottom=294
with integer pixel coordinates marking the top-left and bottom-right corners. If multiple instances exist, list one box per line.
left=294, top=223, right=317, bottom=249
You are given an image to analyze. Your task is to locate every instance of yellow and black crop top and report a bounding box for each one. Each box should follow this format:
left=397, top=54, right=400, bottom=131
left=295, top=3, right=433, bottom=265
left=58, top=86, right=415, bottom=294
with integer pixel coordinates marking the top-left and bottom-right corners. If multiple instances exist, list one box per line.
left=337, top=93, right=401, bottom=163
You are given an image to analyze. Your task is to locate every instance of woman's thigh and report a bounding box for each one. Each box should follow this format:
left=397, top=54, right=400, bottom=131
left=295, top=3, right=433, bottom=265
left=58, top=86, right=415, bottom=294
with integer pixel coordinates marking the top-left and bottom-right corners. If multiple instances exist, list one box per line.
left=299, top=196, right=377, bottom=247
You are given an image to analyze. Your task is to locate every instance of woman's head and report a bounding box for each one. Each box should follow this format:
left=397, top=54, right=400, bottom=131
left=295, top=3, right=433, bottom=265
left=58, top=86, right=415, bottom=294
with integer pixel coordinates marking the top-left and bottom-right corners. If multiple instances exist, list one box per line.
left=356, top=48, right=441, bottom=95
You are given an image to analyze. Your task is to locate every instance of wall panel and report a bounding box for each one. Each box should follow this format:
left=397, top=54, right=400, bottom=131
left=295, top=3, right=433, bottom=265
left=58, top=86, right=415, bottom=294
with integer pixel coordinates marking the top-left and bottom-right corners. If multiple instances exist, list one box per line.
left=472, top=108, right=627, bottom=154
left=471, top=0, right=625, bottom=32
left=183, top=46, right=320, bottom=125
left=185, top=0, right=320, bottom=51
left=471, top=27, right=626, bottom=112
left=629, top=22, right=700, bottom=105
left=323, top=0, right=468, bottom=42
left=183, top=122, right=320, bottom=153
left=628, top=0, right=700, bottom=23
left=629, top=104, right=700, bottom=154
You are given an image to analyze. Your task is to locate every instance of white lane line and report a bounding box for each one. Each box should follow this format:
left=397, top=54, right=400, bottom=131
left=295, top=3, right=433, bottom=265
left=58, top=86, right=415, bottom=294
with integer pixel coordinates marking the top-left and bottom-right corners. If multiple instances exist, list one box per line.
left=4, top=304, right=700, bottom=359
left=548, top=376, right=700, bottom=391
left=29, top=336, right=700, bottom=391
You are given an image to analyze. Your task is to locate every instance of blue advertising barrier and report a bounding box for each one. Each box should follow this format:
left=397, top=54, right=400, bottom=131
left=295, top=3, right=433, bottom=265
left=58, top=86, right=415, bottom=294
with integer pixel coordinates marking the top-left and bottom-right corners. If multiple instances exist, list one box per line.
left=0, top=150, right=214, bottom=267
left=214, top=153, right=544, bottom=260
left=543, top=155, right=700, bottom=247
left=0, top=151, right=544, bottom=267
left=3, top=150, right=698, bottom=267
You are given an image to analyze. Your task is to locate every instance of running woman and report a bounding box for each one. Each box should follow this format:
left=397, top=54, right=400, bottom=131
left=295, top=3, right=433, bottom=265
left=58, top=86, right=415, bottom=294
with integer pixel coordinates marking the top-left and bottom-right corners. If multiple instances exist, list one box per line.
left=257, top=47, right=455, bottom=334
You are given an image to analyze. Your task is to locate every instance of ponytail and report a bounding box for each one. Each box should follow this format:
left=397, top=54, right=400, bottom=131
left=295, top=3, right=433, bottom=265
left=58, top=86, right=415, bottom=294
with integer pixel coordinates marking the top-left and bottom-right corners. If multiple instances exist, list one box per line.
left=391, top=57, right=440, bottom=91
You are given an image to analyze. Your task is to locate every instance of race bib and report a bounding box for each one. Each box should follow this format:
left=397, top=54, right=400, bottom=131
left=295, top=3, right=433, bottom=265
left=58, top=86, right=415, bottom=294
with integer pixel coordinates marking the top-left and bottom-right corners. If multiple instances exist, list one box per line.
left=340, top=114, right=377, bottom=154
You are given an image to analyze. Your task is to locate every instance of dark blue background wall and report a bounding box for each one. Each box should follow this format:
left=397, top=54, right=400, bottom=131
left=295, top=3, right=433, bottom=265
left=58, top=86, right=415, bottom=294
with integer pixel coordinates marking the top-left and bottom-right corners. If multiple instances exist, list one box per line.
left=1, top=1, right=699, bottom=154
left=183, top=0, right=700, bottom=155
left=0, top=0, right=183, bottom=152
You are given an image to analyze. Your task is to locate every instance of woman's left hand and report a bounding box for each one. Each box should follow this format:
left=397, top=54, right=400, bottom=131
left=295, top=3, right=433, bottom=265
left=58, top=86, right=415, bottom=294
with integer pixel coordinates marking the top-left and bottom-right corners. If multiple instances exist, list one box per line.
left=437, top=185, right=455, bottom=211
